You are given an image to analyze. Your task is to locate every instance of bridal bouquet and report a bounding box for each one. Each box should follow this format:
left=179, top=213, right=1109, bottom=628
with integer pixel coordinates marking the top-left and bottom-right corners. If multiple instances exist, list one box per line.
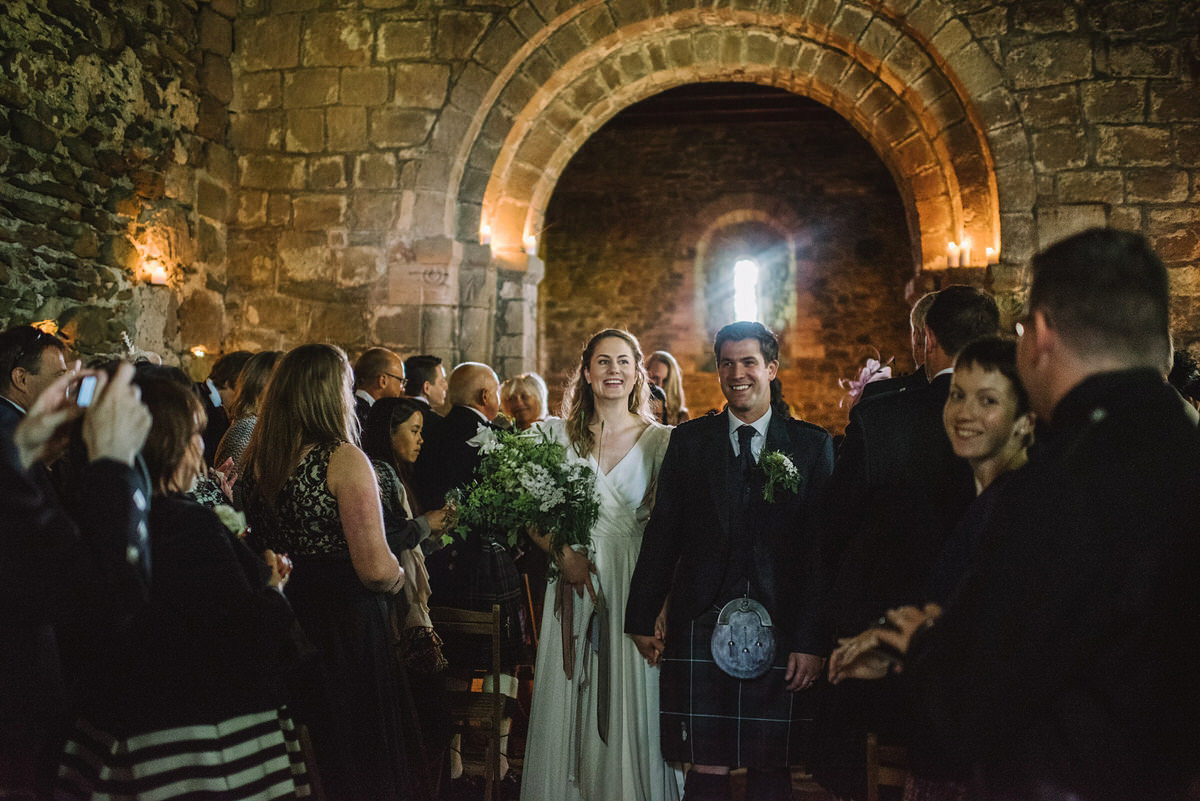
left=444, top=427, right=600, bottom=578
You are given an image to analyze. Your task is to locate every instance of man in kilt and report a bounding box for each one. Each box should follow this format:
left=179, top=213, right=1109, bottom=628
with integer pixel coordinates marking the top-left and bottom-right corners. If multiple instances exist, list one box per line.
left=626, top=322, right=834, bottom=801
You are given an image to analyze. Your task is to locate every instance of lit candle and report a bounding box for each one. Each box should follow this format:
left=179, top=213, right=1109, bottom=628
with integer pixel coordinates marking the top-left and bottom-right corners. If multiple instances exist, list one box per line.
left=524, top=235, right=537, bottom=255
left=148, top=263, right=168, bottom=285
left=959, top=236, right=971, bottom=267
left=480, top=223, right=491, bottom=246
left=190, top=346, right=208, bottom=359
left=986, top=247, right=998, bottom=265
left=946, top=241, right=958, bottom=268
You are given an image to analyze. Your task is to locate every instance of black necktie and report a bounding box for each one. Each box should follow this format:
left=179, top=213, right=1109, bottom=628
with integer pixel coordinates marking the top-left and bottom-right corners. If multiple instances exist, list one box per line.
left=737, top=424, right=756, bottom=476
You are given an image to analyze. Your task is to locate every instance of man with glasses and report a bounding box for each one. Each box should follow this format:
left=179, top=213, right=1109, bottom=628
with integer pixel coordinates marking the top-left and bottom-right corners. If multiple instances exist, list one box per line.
left=352, top=346, right=407, bottom=431
left=0, top=325, right=71, bottom=460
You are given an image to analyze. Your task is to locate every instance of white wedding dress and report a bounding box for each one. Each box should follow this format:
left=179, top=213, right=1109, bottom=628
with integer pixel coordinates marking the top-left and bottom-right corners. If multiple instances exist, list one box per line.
left=521, top=418, right=680, bottom=801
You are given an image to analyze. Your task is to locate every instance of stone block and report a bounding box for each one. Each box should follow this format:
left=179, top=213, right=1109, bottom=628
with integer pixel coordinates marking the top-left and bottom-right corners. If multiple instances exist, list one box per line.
left=435, top=10, right=491, bottom=60
left=267, top=193, right=292, bottom=226
left=374, top=307, right=421, bottom=346
left=1013, top=0, right=1078, bottom=33
left=858, top=18, right=901, bottom=67
left=231, top=111, right=284, bottom=150
left=200, top=52, right=234, bottom=104
left=239, top=153, right=306, bottom=189
left=285, top=109, right=325, bottom=153
left=237, top=15, right=300, bottom=71
left=1107, top=205, right=1142, bottom=231
left=1005, top=38, right=1091, bottom=88
left=293, top=194, right=346, bottom=230
left=200, top=8, right=233, bottom=55
left=337, top=246, right=385, bottom=286
left=310, top=301, right=368, bottom=347
left=422, top=305, right=458, bottom=354
left=340, top=67, right=389, bottom=106
left=1036, top=204, right=1108, bottom=251
left=283, top=68, right=339, bottom=107
left=352, top=192, right=399, bottom=231
left=931, top=18, right=972, bottom=56
left=882, top=34, right=932, bottom=86
left=237, top=189, right=267, bottom=226
left=1149, top=81, right=1200, bottom=122
left=1100, top=42, right=1177, bottom=77
left=545, top=23, right=588, bottom=69
left=1018, top=85, right=1081, bottom=127
left=326, top=106, right=367, bottom=152
left=378, top=20, right=434, bottom=61
left=1081, top=80, right=1145, bottom=123
left=238, top=71, right=281, bottom=110
left=355, top=152, right=397, bottom=189
left=1057, top=170, right=1124, bottom=204
left=369, top=109, right=435, bottom=148
left=303, top=12, right=372, bottom=67
left=1178, top=127, right=1200, bottom=167
left=1032, top=128, right=1089, bottom=172
left=394, top=63, right=451, bottom=109
left=197, top=219, right=226, bottom=265
left=197, top=177, right=229, bottom=220
left=1125, top=169, right=1190, bottom=204
left=995, top=162, right=1037, bottom=211
left=310, top=155, right=347, bottom=189
left=1096, top=125, right=1173, bottom=167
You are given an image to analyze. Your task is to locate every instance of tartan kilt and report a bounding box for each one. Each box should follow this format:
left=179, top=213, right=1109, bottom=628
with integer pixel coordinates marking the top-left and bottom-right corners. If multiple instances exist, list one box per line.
left=429, top=538, right=529, bottom=670
left=659, top=609, right=817, bottom=768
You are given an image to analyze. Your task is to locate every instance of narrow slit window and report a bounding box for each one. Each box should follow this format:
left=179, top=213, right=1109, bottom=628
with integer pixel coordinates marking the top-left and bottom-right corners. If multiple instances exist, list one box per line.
left=733, top=258, right=759, bottom=322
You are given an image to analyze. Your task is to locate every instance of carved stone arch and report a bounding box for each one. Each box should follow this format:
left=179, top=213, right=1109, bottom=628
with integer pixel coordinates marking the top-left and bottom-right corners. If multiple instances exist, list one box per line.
left=415, top=0, right=1031, bottom=278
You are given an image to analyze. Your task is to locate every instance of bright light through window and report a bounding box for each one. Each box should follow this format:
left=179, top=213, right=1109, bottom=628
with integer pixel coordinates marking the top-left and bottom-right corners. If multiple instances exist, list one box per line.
left=734, top=258, right=759, bottom=321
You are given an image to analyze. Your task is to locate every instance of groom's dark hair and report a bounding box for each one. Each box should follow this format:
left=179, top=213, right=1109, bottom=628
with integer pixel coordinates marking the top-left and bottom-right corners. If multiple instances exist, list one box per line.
left=714, top=321, right=779, bottom=364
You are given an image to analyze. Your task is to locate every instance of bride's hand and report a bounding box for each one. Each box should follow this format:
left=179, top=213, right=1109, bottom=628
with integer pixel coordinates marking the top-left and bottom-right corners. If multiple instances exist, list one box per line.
left=557, top=546, right=597, bottom=601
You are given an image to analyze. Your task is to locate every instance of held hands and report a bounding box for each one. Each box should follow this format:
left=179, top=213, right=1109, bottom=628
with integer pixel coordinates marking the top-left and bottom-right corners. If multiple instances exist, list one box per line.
left=211, top=457, right=238, bottom=502
left=827, top=603, right=943, bottom=684
left=785, top=652, right=825, bottom=691
left=631, top=633, right=665, bottom=667
left=263, top=549, right=293, bottom=590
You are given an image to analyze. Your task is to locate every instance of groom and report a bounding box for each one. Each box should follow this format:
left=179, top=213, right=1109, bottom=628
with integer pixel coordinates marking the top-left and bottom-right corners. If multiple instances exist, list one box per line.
left=626, top=322, right=834, bottom=801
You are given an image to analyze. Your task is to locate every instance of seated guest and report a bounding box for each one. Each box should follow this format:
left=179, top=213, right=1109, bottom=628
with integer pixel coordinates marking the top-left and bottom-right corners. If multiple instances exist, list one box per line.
left=56, top=376, right=308, bottom=801
left=646, top=349, right=690, bottom=424
left=1, top=364, right=151, bottom=800
left=214, top=350, right=282, bottom=471
left=0, top=325, right=71, bottom=465
left=500, top=372, right=549, bottom=430
left=404, top=353, right=449, bottom=416
left=352, top=347, right=406, bottom=431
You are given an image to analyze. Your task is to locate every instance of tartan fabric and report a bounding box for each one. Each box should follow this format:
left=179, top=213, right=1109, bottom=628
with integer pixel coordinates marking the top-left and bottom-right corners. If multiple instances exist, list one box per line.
left=434, top=539, right=529, bottom=669
left=659, top=609, right=815, bottom=768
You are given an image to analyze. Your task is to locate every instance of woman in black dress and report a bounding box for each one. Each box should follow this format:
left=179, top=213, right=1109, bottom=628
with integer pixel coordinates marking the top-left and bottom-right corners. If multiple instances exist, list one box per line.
left=239, top=344, right=411, bottom=801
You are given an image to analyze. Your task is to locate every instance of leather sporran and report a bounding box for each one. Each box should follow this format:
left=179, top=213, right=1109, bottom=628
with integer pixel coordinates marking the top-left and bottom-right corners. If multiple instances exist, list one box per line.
left=710, top=597, right=776, bottom=679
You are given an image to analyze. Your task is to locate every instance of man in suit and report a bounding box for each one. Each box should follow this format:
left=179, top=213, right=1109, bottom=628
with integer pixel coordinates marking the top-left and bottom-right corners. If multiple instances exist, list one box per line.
left=351, top=347, right=406, bottom=431
left=626, top=321, right=834, bottom=801
left=857, top=290, right=936, bottom=403
left=811, top=285, right=998, bottom=799
left=837, top=229, right=1200, bottom=801
left=0, top=326, right=71, bottom=464
left=403, top=354, right=449, bottom=416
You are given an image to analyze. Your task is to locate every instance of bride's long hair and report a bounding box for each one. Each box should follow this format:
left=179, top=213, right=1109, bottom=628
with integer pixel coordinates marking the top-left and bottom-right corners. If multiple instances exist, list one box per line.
left=561, top=328, right=655, bottom=458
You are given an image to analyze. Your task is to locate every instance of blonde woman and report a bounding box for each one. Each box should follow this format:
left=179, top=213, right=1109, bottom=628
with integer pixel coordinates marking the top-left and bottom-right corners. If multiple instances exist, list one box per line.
left=522, top=329, right=679, bottom=801
left=239, top=344, right=410, bottom=801
left=500, top=372, right=550, bottom=430
left=646, top=350, right=690, bottom=425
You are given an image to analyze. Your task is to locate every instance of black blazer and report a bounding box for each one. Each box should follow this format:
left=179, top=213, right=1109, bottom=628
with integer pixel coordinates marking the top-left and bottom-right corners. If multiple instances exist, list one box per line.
left=411, top=404, right=491, bottom=511
left=625, top=409, right=833, bottom=654
left=816, top=371, right=975, bottom=642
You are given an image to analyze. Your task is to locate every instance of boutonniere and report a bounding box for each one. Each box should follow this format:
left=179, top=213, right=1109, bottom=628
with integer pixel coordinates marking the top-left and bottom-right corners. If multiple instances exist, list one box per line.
left=466, top=423, right=500, bottom=453
left=759, top=450, right=800, bottom=503
left=213, top=504, right=248, bottom=538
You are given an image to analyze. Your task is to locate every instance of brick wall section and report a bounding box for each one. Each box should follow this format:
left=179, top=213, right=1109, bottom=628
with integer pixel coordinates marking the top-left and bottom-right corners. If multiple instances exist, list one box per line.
left=541, top=109, right=916, bottom=433
left=0, top=0, right=235, bottom=365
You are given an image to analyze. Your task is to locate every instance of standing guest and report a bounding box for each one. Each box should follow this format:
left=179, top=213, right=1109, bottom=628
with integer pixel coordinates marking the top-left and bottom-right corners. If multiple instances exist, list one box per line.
left=1, top=364, right=151, bottom=801
left=646, top=350, right=690, bottom=425
left=626, top=321, right=834, bottom=801
left=0, top=325, right=71, bottom=455
left=404, top=354, right=450, bottom=416
left=811, top=286, right=997, bottom=800
left=352, top=347, right=407, bottom=431
left=858, top=292, right=937, bottom=402
left=198, top=350, right=252, bottom=466
left=522, top=329, right=678, bottom=801
left=213, top=350, right=282, bottom=471
left=57, top=375, right=308, bottom=801
left=832, top=229, right=1200, bottom=801
left=239, top=344, right=411, bottom=801
left=500, top=372, right=549, bottom=431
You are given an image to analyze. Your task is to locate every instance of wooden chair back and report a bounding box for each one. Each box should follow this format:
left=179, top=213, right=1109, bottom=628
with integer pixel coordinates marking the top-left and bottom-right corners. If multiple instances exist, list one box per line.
left=865, top=731, right=908, bottom=801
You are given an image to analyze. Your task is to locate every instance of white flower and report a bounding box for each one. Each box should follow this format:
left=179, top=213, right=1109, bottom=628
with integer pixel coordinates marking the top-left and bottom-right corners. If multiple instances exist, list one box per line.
left=467, top=424, right=500, bottom=452
left=213, top=504, right=248, bottom=538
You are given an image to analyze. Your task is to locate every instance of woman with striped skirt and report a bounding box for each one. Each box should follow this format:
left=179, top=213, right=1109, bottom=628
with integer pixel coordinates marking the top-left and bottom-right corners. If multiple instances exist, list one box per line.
left=56, top=374, right=310, bottom=800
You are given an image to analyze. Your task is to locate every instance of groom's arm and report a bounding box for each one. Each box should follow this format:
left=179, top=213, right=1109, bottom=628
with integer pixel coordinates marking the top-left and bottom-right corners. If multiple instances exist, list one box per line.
left=624, top=428, right=689, bottom=637
left=791, top=425, right=836, bottom=655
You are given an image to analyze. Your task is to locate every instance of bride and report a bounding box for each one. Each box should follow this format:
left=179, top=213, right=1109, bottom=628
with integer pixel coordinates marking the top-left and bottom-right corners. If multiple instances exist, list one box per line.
left=521, top=328, right=680, bottom=801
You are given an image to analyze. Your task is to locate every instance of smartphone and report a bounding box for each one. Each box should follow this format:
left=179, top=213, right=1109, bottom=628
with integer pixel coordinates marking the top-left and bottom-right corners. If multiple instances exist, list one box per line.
left=75, top=374, right=98, bottom=407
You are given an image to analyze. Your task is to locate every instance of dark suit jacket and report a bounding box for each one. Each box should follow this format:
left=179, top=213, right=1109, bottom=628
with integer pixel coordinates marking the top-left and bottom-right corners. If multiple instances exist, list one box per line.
left=903, top=369, right=1200, bottom=800
left=353, top=394, right=372, bottom=439
left=857, top=368, right=928, bottom=403
left=817, top=371, right=974, bottom=643
left=625, top=409, right=833, bottom=654
left=411, top=404, right=489, bottom=511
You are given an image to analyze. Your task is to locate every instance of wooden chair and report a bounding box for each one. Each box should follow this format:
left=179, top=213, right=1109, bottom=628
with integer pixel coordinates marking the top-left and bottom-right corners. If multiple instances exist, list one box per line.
left=865, top=731, right=908, bottom=801
left=429, top=604, right=504, bottom=801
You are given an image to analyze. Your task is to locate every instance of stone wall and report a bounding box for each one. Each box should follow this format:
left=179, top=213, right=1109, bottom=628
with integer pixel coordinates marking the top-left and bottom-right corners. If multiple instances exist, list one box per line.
left=0, top=0, right=235, bottom=370
left=541, top=102, right=916, bottom=431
